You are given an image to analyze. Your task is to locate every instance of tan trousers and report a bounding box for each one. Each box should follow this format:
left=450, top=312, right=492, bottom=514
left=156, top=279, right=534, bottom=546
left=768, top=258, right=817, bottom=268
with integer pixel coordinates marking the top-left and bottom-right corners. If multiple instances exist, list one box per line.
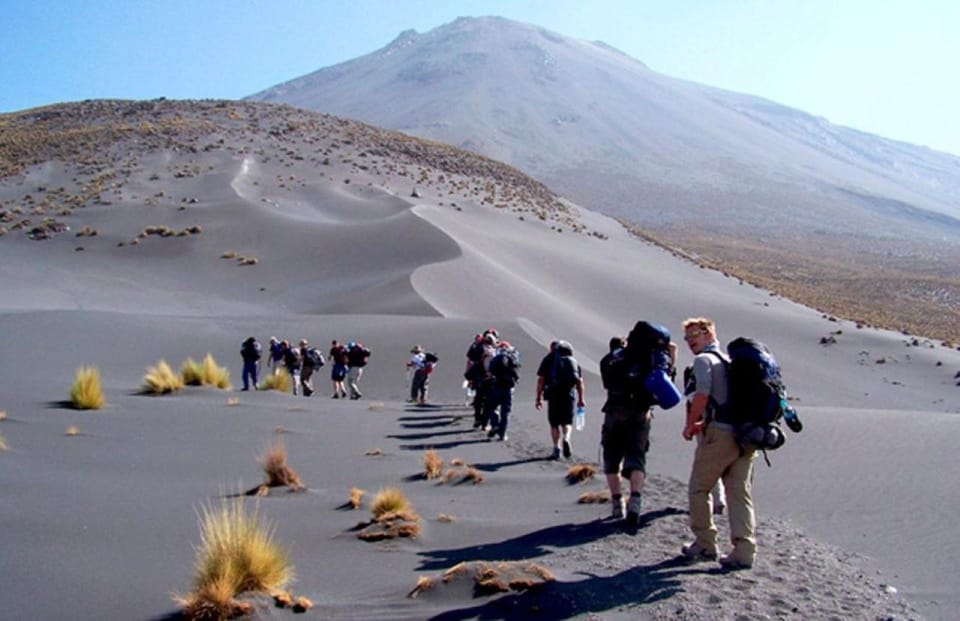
left=688, top=425, right=757, bottom=561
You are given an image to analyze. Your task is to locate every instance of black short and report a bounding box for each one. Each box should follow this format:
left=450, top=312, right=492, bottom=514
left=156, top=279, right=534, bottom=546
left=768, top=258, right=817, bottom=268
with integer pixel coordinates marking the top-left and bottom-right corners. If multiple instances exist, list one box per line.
left=601, top=406, right=652, bottom=477
left=547, top=392, right=575, bottom=427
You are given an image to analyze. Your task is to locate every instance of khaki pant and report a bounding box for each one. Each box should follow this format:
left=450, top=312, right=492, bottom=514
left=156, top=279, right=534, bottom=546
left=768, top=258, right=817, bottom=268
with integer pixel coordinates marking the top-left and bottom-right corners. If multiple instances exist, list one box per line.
left=688, top=424, right=757, bottom=562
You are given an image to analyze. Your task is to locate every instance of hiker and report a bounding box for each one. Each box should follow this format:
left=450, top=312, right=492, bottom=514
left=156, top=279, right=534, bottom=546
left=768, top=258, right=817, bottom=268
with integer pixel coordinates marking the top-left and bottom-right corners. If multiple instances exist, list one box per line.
left=680, top=317, right=757, bottom=569
left=329, top=340, right=348, bottom=398
left=535, top=340, right=584, bottom=459
left=299, top=339, right=324, bottom=397
left=599, top=335, right=649, bottom=524
left=484, top=340, right=520, bottom=441
left=282, top=340, right=302, bottom=396
left=345, top=341, right=371, bottom=400
left=683, top=361, right=727, bottom=516
left=407, top=345, right=436, bottom=405
left=240, top=336, right=261, bottom=391
left=267, top=336, right=284, bottom=376
left=467, top=331, right=498, bottom=429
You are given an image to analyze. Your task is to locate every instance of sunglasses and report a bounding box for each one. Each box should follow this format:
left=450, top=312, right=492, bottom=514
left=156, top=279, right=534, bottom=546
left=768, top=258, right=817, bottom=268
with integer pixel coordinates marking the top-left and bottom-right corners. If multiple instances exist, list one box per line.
left=684, top=330, right=705, bottom=340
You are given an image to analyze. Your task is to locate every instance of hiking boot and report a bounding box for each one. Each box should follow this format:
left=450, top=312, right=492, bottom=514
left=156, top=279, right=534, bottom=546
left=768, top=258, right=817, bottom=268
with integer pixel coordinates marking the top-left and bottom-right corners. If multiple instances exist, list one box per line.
left=550, top=447, right=561, bottom=460
left=713, top=503, right=726, bottom=516
left=562, top=439, right=572, bottom=458
left=681, top=541, right=718, bottom=562
left=487, top=428, right=497, bottom=440
left=719, top=554, right=754, bottom=570
left=625, top=494, right=642, bottom=527
left=611, top=496, right=626, bottom=520
left=498, top=434, right=508, bottom=441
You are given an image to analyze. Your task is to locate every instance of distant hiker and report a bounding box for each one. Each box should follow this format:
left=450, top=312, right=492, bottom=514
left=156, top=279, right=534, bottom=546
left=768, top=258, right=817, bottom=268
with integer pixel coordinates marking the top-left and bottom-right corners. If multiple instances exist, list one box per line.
left=599, top=335, right=647, bottom=524
left=466, top=331, right=498, bottom=429
left=680, top=317, right=756, bottom=569
left=240, top=336, right=261, bottom=391
left=535, top=340, right=584, bottom=460
left=282, top=340, right=302, bottom=396
left=407, top=345, right=437, bottom=405
left=484, top=340, right=520, bottom=441
left=329, top=340, right=348, bottom=398
left=299, top=339, right=325, bottom=397
left=345, top=341, right=371, bottom=400
left=267, top=336, right=284, bottom=376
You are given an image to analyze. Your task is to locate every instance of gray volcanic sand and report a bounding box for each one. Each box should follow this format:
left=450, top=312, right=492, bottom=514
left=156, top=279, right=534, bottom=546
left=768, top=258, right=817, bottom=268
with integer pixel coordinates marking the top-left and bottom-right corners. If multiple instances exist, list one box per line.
left=1, top=135, right=956, bottom=620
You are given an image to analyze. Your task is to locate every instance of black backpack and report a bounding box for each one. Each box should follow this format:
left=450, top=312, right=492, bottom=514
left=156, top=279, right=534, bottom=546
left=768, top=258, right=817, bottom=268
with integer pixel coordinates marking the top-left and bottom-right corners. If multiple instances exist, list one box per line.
left=723, top=337, right=802, bottom=458
left=549, top=354, right=578, bottom=395
left=305, top=348, right=325, bottom=368
left=624, top=321, right=674, bottom=406
left=489, top=351, right=519, bottom=388
left=241, top=338, right=261, bottom=362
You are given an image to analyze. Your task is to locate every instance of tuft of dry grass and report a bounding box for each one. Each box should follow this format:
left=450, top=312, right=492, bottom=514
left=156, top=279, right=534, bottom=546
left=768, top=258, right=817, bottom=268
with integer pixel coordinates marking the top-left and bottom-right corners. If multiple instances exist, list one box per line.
left=201, top=354, right=231, bottom=389
left=259, top=369, right=291, bottom=392
left=408, top=576, right=434, bottom=598
left=70, top=366, right=105, bottom=409
left=273, top=591, right=293, bottom=608
left=449, top=458, right=465, bottom=467
left=65, top=425, right=80, bottom=437
left=0, top=410, right=7, bottom=421
left=437, top=513, right=456, bottom=523
left=180, top=357, right=204, bottom=386
left=423, top=449, right=443, bottom=480
left=258, top=442, right=305, bottom=491
left=176, top=496, right=293, bottom=620
left=348, top=487, right=365, bottom=509
left=226, top=397, right=240, bottom=407
left=566, top=463, right=597, bottom=484
left=364, top=448, right=382, bottom=456
left=367, top=401, right=385, bottom=411
left=577, top=491, right=611, bottom=504
left=220, top=250, right=237, bottom=259
left=181, top=354, right=231, bottom=389
left=0, top=432, right=7, bottom=451
left=370, top=487, right=410, bottom=519
left=142, top=359, right=184, bottom=395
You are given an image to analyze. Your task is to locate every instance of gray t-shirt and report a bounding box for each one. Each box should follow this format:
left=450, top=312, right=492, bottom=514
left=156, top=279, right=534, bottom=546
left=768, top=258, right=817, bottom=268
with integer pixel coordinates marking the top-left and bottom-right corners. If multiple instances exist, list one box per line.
left=692, top=346, right=729, bottom=421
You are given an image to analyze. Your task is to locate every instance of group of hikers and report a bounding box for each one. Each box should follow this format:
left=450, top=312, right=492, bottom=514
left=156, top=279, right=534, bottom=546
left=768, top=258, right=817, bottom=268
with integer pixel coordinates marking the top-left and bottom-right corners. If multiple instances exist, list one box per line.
left=242, top=316, right=800, bottom=572
left=240, top=336, right=371, bottom=399
left=459, top=318, right=799, bottom=572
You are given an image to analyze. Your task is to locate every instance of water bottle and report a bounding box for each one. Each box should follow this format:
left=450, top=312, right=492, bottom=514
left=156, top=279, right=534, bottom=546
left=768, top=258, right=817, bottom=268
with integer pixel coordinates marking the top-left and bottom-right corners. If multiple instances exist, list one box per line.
left=574, top=405, right=586, bottom=431
left=782, top=402, right=803, bottom=433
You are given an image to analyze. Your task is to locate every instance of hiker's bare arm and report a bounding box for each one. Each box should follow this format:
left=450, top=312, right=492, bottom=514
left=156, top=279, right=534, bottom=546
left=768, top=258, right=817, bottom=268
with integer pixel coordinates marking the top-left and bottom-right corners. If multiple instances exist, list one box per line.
left=683, top=393, right=709, bottom=440
left=535, top=376, right=545, bottom=410
left=575, top=378, right=585, bottom=407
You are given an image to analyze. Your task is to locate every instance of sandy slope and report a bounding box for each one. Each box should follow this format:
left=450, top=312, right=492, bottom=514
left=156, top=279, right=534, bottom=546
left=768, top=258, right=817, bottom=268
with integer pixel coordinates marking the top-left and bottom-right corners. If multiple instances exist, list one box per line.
left=1, top=107, right=957, bottom=618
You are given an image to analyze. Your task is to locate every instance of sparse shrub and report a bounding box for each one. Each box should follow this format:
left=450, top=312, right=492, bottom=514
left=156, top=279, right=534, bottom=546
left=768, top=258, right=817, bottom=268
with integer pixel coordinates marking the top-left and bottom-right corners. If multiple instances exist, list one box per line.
left=227, top=397, right=240, bottom=407
left=258, top=441, right=305, bottom=491
left=0, top=432, right=7, bottom=451
left=65, top=425, right=80, bottom=437
left=408, top=576, right=434, bottom=598
left=577, top=491, right=610, bottom=504
left=180, top=357, right=204, bottom=385
left=259, top=369, right=291, bottom=392
left=201, top=353, right=231, bottom=389
left=370, top=487, right=410, bottom=520
left=142, top=359, right=184, bottom=395
left=364, top=448, right=383, bottom=456
left=70, top=366, right=105, bottom=410
left=0, top=410, right=6, bottom=421
left=220, top=251, right=237, bottom=259
left=566, top=463, right=596, bottom=484
left=238, top=256, right=259, bottom=266
left=423, top=449, right=443, bottom=479
left=293, top=596, right=313, bottom=612
left=348, top=487, right=365, bottom=509
left=175, top=497, right=293, bottom=619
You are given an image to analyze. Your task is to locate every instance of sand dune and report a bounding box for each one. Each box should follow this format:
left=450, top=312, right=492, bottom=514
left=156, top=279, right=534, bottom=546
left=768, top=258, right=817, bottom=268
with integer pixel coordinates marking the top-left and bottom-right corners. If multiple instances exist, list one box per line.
left=0, top=100, right=956, bottom=619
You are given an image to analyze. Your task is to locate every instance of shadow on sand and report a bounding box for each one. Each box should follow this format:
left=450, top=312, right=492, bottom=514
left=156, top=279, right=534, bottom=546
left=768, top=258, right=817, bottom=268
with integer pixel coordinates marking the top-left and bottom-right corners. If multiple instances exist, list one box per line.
left=426, top=555, right=723, bottom=620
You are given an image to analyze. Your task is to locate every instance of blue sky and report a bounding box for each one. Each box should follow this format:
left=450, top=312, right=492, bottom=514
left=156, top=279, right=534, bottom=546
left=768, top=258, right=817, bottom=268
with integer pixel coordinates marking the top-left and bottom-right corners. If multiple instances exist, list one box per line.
left=3, top=0, right=958, bottom=156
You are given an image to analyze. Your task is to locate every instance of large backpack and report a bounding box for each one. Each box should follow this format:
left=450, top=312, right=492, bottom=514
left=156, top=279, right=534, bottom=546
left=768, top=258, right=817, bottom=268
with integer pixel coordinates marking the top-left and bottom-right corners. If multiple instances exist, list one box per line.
left=241, top=338, right=261, bottom=362
left=489, top=351, right=519, bottom=388
left=724, top=337, right=798, bottom=455
left=624, top=321, right=677, bottom=408
left=305, top=347, right=325, bottom=369
left=548, top=344, right=579, bottom=395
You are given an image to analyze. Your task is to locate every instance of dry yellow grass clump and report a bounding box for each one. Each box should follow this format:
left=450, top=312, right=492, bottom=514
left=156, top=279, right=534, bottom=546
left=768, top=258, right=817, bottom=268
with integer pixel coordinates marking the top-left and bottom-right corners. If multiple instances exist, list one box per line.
left=423, top=449, right=443, bottom=479
left=181, top=354, right=231, bottom=389
left=65, top=425, right=80, bottom=437
left=357, top=487, right=421, bottom=541
left=0, top=432, right=7, bottom=451
left=142, top=359, right=184, bottom=395
left=70, top=366, right=105, bottom=410
left=259, top=369, right=291, bottom=392
left=370, top=487, right=410, bottom=519
left=257, top=442, right=305, bottom=492
left=566, top=463, right=597, bottom=484
left=577, top=491, right=611, bottom=504
left=0, top=410, right=7, bottom=421
left=348, top=487, right=365, bottom=509
left=175, top=497, right=293, bottom=620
